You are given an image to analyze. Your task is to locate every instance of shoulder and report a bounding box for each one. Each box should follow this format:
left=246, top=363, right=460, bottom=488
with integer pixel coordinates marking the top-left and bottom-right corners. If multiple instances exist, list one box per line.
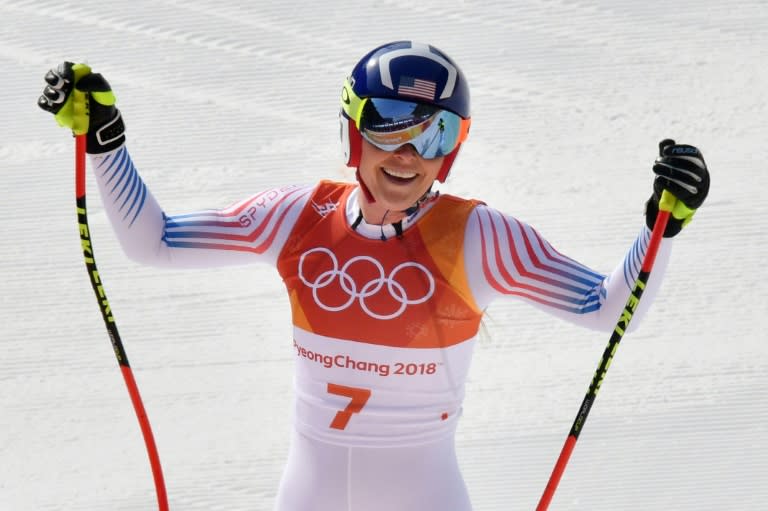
left=308, top=179, right=356, bottom=200
left=466, top=202, right=517, bottom=224
left=464, top=203, right=541, bottom=244
left=438, top=192, right=485, bottom=208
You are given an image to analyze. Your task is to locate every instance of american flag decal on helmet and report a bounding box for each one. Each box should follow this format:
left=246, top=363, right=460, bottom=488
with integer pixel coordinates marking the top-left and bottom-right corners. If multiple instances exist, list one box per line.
left=397, top=76, right=437, bottom=100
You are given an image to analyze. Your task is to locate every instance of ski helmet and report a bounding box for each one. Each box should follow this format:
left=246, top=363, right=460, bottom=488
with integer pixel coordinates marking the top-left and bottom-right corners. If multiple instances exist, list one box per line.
left=340, top=41, right=471, bottom=183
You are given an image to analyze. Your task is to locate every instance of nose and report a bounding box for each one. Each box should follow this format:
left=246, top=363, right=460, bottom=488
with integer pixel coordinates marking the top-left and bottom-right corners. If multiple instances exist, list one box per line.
left=393, top=143, right=419, bottom=158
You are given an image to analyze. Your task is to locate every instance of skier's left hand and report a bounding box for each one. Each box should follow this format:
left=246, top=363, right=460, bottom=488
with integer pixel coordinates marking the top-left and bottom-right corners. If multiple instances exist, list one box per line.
left=645, top=139, right=710, bottom=237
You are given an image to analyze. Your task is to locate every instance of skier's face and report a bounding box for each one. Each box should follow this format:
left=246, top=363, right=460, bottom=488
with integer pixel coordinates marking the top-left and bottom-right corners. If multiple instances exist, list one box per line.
left=357, top=139, right=444, bottom=219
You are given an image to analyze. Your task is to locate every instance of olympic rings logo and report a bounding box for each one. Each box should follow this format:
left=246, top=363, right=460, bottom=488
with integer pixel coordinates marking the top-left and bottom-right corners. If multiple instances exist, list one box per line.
left=298, top=247, right=435, bottom=320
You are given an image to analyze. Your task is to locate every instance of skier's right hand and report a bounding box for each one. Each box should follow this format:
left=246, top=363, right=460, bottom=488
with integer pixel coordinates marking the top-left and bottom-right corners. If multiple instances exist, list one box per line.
left=38, top=62, right=125, bottom=154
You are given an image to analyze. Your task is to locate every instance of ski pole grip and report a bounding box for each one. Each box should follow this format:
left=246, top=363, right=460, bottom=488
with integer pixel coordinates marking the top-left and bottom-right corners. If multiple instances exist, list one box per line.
left=658, top=189, right=676, bottom=213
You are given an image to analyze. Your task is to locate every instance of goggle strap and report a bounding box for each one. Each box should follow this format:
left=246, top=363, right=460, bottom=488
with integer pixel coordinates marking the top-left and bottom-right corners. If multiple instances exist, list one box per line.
left=458, top=118, right=471, bottom=143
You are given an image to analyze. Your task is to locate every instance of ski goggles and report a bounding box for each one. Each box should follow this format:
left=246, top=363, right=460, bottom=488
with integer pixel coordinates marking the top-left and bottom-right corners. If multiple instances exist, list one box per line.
left=343, top=81, right=470, bottom=159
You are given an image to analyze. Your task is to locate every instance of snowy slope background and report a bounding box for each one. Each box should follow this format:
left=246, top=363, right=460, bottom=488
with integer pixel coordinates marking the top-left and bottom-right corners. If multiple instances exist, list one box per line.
left=2, top=1, right=767, bottom=510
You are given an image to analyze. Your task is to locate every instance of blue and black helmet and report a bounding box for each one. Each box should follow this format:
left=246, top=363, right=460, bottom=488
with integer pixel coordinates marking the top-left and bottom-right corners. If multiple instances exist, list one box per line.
left=340, top=41, right=471, bottom=182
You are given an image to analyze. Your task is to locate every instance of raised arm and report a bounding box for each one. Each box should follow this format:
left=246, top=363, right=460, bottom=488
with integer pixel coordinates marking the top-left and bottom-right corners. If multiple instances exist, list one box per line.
left=39, top=62, right=313, bottom=269
left=90, top=146, right=313, bottom=268
left=463, top=139, right=709, bottom=332
left=464, top=205, right=671, bottom=332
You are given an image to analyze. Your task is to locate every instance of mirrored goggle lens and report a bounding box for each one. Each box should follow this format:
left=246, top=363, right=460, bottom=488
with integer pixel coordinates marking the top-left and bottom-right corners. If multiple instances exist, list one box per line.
left=359, top=98, right=466, bottom=159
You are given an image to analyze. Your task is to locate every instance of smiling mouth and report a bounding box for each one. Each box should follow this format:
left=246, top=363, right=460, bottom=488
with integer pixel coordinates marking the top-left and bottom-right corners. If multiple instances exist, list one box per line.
left=382, top=167, right=418, bottom=183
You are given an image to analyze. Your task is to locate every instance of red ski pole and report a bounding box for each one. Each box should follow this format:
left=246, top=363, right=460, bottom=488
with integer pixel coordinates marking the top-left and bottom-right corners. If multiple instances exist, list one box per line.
left=75, top=134, right=169, bottom=510
left=536, top=188, right=676, bottom=510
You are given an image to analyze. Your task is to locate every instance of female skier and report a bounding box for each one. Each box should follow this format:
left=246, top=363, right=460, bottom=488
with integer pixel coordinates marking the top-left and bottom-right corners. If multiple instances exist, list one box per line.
left=39, top=41, right=709, bottom=511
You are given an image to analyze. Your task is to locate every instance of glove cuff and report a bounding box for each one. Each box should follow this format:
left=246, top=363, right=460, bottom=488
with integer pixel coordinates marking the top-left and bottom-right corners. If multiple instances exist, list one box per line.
left=86, top=108, right=125, bottom=154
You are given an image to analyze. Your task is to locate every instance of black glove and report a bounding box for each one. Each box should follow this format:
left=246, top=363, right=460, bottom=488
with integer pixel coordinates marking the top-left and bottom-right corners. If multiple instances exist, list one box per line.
left=38, top=62, right=125, bottom=153
left=645, top=138, right=710, bottom=237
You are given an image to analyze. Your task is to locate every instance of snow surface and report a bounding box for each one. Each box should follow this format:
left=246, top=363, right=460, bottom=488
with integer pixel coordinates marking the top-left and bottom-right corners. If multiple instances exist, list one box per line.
left=2, top=0, right=767, bottom=510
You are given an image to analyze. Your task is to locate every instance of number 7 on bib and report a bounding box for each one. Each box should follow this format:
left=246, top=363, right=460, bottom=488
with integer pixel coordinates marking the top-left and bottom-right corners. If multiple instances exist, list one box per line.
left=327, top=384, right=371, bottom=430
